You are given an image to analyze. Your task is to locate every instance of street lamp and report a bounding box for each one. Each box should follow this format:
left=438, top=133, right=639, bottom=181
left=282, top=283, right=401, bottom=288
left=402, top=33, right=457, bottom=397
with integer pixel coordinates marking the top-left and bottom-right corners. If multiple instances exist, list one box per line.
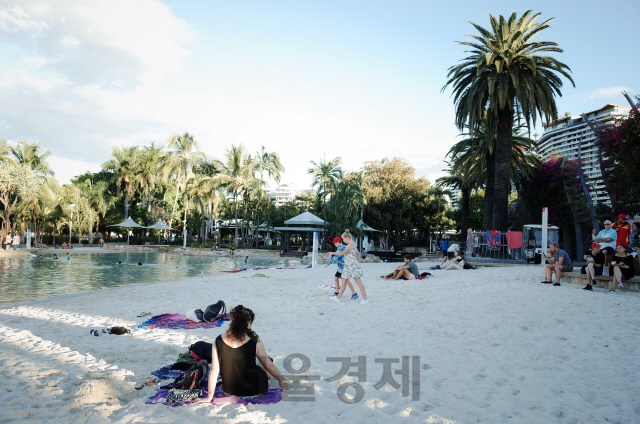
left=69, top=204, right=77, bottom=245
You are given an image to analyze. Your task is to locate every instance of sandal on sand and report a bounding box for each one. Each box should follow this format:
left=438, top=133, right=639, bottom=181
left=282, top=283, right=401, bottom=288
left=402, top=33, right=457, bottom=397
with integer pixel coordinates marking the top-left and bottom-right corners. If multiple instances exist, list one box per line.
left=135, top=380, right=147, bottom=390
left=146, top=377, right=160, bottom=386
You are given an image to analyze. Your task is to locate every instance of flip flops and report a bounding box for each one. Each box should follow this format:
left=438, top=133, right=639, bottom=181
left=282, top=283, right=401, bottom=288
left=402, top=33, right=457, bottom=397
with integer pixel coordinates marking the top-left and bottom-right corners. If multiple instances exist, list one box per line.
left=135, top=377, right=160, bottom=390
left=89, top=329, right=99, bottom=337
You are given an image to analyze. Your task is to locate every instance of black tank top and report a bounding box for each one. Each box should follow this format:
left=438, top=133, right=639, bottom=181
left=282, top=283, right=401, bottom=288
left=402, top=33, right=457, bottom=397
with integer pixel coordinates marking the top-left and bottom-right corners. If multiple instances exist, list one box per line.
left=215, top=335, right=268, bottom=397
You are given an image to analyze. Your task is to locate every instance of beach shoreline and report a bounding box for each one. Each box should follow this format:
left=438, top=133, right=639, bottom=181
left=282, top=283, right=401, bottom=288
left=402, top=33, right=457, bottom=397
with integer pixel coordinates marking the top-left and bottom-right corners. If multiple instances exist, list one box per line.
left=0, top=263, right=638, bottom=423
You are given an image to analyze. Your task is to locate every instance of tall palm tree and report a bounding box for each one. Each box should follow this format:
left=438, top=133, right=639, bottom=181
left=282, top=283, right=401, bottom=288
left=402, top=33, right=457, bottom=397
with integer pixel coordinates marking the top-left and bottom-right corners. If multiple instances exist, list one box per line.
left=185, top=172, right=231, bottom=241
left=0, top=140, right=12, bottom=162
left=443, top=10, right=574, bottom=231
left=101, top=146, right=139, bottom=218
left=164, top=132, right=204, bottom=226
left=308, top=155, right=342, bottom=246
left=137, top=144, right=163, bottom=224
left=436, top=161, right=479, bottom=245
left=220, top=144, right=258, bottom=245
left=10, top=141, right=54, bottom=181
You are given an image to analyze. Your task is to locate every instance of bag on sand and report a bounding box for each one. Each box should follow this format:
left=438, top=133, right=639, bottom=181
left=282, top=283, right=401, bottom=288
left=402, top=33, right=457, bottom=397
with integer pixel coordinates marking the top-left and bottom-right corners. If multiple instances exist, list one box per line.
left=178, top=359, right=209, bottom=390
left=166, top=388, right=202, bottom=405
left=203, top=300, right=226, bottom=322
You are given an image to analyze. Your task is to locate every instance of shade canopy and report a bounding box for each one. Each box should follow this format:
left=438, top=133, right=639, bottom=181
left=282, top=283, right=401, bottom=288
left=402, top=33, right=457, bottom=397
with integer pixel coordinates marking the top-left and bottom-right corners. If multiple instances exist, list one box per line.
left=108, top=217, right=145, bottom=228
left=273, top=226, right=324, bottom=232
left=284, top=211, right=327, bottom=226
left=357, top=219, right=381, bottom=232
left=146, top=219, right=177, bottom=231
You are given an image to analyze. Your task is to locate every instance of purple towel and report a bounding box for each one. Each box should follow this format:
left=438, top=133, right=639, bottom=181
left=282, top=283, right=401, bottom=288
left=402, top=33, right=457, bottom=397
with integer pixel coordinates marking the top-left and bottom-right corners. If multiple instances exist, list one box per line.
left=138, top=314, right=227, bottom=330
left=146, top=381, right=282, bottom=406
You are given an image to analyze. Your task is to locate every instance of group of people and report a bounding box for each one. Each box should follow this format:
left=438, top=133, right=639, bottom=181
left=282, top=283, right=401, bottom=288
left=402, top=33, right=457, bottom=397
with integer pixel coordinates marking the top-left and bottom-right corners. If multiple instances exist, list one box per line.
left=543, top=215, right=638, bottom=293
left=3, top=233, right=20, bottom=251
left=60, top=242, right=74, bottom=249
left=324, top=230, right=369, bottom=304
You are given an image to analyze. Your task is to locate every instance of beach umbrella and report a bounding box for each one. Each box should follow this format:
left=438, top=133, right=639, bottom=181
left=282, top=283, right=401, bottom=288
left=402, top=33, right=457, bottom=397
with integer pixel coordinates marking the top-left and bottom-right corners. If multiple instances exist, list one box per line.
left=146, top=220, right=178, bottom=245
left=108, top=217, right=145, bottom=245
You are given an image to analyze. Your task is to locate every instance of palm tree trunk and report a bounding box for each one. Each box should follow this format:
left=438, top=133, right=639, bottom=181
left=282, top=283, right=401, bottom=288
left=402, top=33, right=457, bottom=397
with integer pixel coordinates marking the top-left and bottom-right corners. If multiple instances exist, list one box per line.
left=200, top=199, right=205, bottom=241
left=234, top=191, right=239, bottom=245
left=460, top=186, right=470, bottom=248
left=483, top=151, right=495, bottom=230
left=492, top=108, right=513, bottom=231
left=20, top=216, right=25, bottom=242
left=124, top=184, right=130, bottom=218
left=169, top=169, right=182, bottom=226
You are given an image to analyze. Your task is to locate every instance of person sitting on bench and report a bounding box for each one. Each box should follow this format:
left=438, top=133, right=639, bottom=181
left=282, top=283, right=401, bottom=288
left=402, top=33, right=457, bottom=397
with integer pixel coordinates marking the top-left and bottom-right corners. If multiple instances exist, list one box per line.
left=581, top=242, right=605, bottom=291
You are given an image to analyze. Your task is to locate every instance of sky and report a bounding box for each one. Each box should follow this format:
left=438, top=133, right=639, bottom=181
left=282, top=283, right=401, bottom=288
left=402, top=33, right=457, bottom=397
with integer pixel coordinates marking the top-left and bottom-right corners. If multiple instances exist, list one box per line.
left=0, top=0, right=638, bottom=189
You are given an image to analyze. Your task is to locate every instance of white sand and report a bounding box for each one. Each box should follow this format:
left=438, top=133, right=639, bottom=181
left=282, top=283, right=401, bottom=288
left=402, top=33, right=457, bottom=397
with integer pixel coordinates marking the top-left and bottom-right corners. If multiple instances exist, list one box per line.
left=1, top=262, right=639, bottom=423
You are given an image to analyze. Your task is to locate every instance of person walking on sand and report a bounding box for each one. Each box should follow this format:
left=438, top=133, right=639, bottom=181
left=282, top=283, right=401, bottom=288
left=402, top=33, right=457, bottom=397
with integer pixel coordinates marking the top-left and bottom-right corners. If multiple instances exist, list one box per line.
left=12, top=233, right=20, bottom=251
left=325, top=236, right=358, bottom=299
left=4, top=234, right=11, bottom=251
left=329, top=230, right=368, bottom=304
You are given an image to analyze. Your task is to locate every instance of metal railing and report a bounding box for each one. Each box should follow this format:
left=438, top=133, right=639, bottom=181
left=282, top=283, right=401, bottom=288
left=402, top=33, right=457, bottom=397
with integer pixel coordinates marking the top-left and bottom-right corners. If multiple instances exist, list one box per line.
left=441, top=232, right=526, bottom=264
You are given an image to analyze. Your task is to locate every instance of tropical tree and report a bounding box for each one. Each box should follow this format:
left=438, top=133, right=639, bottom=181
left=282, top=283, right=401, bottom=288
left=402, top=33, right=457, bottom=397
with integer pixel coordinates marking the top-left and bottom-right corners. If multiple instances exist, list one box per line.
left=436, top=161, right=477, bottom=245
left=220, top=144, right=258, bottom=245
left=101, top=146, right=139, bottom=218
left=308, top=156, right=342, bottom=245
left=164, top=132, right=204, bottom=226
left=443, top=10, right=574, bottom=231
left=0, top=161, right=41, bottom=237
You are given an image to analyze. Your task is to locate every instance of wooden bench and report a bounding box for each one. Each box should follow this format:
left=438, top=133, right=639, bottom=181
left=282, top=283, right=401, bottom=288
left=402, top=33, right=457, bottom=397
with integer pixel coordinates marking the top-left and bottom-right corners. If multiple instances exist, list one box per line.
left=562, top=271, right=640, bottom=291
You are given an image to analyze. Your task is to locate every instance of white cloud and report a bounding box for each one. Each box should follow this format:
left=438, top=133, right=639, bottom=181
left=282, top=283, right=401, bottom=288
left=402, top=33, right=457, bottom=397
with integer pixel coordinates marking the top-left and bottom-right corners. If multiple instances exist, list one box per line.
left=48, top=156, right=101, bottom=185
left=573, top=86, right=632, bottom=101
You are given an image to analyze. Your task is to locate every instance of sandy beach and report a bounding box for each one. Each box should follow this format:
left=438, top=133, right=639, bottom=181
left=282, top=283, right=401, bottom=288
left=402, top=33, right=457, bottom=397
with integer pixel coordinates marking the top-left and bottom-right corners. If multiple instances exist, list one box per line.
left=1, top=261, right=639, bottom=423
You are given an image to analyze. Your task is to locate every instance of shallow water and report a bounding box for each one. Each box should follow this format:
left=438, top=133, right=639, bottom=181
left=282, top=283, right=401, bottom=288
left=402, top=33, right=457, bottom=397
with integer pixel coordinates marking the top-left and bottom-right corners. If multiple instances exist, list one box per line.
left=0, top=252, right=302, bottom=306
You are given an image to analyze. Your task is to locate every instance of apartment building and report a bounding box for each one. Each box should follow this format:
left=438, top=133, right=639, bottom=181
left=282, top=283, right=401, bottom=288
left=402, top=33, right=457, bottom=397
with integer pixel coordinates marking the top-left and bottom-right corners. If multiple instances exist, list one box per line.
left=536, top=104, right=631, bottom=204
left=268, top=184, right=314, bottom=207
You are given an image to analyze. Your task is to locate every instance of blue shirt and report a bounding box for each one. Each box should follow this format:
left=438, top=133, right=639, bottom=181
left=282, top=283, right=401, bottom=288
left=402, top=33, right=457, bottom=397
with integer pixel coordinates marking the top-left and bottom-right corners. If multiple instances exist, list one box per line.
left=440, top=239, right=448, bottom=251
left=553, top=249, right=573, bottom=267
left=327, top=245, right=346, bottom=272
left=596, top=228, right=617, bottom=249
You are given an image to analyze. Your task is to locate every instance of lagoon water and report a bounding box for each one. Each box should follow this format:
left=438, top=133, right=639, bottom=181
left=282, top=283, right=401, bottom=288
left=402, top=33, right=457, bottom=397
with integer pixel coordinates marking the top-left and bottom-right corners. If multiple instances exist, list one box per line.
left=0, top=252, right=302, bottom=306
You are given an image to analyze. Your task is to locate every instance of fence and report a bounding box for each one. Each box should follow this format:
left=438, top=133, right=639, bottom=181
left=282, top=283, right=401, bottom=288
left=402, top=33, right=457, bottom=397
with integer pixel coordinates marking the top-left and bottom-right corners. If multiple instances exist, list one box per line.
left=443, top=232, right=527, bottom=265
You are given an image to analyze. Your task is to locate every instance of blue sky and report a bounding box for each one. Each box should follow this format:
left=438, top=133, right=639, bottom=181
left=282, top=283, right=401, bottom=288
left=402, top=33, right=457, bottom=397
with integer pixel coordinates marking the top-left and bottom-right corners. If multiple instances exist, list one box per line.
left=0, top=0, right=638, bottom=187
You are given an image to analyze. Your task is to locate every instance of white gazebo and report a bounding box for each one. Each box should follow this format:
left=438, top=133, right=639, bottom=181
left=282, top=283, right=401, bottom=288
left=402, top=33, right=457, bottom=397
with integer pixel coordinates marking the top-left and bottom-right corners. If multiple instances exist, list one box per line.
left=108, top=217, right=145, bottom=244
left=274, top=211, right=327, bottom=253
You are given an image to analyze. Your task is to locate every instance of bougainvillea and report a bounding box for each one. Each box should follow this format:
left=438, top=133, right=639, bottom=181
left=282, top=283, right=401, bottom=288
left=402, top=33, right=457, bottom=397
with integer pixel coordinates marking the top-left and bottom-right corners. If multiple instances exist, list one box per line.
left=595, top=106, right=640, bottom=215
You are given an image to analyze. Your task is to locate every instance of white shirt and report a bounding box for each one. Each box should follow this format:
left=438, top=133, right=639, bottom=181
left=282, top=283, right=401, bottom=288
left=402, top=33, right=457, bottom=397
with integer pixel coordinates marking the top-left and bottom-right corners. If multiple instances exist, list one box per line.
left=596, top=228, right=617, bottom=249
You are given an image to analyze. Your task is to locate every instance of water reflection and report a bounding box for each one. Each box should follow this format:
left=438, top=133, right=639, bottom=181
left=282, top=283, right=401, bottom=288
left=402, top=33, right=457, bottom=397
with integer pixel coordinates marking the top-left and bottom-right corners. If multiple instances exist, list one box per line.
left=0, top=252, right=301, bottom=306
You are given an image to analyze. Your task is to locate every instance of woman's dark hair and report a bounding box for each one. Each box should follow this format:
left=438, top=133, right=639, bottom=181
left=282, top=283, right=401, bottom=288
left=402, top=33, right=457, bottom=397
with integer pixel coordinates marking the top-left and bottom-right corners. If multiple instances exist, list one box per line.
left=633, top=222, right=639, bottom=231
left=227, top=305, right=258, bottom=342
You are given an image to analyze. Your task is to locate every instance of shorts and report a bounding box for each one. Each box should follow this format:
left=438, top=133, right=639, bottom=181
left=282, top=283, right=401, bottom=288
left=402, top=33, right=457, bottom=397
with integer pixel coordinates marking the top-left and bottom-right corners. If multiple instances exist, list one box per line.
left=406, top=273, right=416, bottom=280
left=552, top=264, right=573, bottom=272
left=447, top=252, right=454, bottom=259
left=602, top=246, right=615, bottom=254
left=335, top=271, right=342, bottom=278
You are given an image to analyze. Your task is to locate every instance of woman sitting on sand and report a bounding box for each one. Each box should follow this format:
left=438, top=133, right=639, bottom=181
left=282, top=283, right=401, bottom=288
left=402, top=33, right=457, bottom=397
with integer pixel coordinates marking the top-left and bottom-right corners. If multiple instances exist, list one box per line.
left=440, top=248, right=465, bottom=270
left=196, top=305, right=289, bottom=403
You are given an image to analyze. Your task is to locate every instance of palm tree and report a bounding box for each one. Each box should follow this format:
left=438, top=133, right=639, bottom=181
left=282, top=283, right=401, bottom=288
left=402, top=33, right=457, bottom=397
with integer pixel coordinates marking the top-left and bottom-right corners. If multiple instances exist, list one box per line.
left=220, top=144, right=258, bottom=245
left=436, top=161, right=478, bottom=245
left=426, top=186, right=452, bottom=245
left=0, top=140, right=12, bottom=162
left=101, top=146, right=139, bottom=218
left=164, top=132, right=204, bottom=226
left=308, top=155, right=342, bottom=246
left=10, top=141, right=55, bottom=181
left=443, top=10, right=574, bottom=231
left=185, top=172, right=231, bottom=241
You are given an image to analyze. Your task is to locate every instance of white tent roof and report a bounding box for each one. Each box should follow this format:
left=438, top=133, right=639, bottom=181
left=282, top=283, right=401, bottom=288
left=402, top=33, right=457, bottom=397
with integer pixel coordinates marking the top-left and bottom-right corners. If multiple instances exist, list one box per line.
left=284, top=211, right=327, bottom=226
left=357, top=219, right=380, bottom=232
left=146, top=219, right=177, bottom=231
left=108, top=217, right=145, bottom=228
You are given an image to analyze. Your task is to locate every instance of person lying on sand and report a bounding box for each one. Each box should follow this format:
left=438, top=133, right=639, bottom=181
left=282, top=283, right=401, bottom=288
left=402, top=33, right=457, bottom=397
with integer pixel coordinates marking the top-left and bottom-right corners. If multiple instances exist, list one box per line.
left=195, top=305, right=289, bottom=403
left=380, top=255, right=420, bottom=280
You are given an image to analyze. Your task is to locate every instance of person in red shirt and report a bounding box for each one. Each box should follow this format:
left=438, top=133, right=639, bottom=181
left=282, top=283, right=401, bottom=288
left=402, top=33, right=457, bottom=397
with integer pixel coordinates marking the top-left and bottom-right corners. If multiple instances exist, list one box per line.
left=612, top=214, right=631, bottom=247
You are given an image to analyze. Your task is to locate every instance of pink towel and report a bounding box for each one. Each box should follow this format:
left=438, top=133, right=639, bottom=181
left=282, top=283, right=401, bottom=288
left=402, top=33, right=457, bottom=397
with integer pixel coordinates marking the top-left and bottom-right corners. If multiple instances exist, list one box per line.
left=505, top=231, right=523, bottom=249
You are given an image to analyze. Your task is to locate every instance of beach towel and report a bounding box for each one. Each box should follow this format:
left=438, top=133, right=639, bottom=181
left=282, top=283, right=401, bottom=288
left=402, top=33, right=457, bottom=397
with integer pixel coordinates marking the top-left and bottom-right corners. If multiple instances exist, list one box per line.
left=139, top=314, right=226, bottom=330
left=151, top=365, right=186, bottom=380
left=486, top=230, right=502, bottom=248
left=505, top=231, right=523, bottom=249
left=318, top=285, right=334, bottom=290
left=146, top=380, right=282, bottom=406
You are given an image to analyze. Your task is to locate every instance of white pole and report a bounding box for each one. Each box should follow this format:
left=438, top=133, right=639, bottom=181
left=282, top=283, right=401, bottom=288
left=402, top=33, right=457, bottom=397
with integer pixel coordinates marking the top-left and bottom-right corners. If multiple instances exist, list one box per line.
left=541, top=207, right=548, bottom=268
left=312, top=231, right=318, bottom=268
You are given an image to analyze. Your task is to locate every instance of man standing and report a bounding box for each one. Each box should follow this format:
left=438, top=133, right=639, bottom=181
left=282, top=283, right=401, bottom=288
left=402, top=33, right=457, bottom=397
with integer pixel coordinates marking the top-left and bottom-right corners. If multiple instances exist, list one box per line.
left=12, top=233, right=20, bottom=251
left=440, top=235, right=449, bottom=258
left=542, top=242, right=573, bottom=286
left=381, top=255, right=420, bottom=280
left=612, top=214, right=631, bottom=248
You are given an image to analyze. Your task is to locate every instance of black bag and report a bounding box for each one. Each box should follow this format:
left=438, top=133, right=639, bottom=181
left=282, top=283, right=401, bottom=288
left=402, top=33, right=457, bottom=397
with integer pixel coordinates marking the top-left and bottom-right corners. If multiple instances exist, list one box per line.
left=189, top=341, right=213, bottom=362
left=203, top=300, right=226, bottom=323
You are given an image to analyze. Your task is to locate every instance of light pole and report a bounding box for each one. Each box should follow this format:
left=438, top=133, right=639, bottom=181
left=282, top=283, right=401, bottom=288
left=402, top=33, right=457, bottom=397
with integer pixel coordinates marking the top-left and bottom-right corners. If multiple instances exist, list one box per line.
left=69, top=204, right=77, bottom=245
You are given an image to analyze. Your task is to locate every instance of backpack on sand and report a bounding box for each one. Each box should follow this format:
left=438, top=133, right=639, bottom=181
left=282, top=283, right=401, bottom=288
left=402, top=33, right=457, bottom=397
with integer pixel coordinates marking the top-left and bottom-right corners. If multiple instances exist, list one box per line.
left=178, top=359, right=209, bottom=390
left=203, top=300, right=226, bottom=323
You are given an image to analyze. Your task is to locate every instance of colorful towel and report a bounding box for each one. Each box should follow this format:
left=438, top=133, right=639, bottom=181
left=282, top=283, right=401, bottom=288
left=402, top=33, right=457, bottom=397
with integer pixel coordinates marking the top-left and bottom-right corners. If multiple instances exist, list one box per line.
left=146, top=381, right=282, bottom=406
left=223, top=266, right=311, bottom=273
left=138, top=314, right=226, bottom=330
left=318, top=284, right=334, bottom=290
left=151, top=365, right=186, bottom=380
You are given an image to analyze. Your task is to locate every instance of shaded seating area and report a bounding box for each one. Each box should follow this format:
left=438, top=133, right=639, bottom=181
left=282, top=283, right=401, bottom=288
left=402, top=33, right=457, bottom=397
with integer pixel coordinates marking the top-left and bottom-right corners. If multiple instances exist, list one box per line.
left=274, top=212, right=326, bottom=257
